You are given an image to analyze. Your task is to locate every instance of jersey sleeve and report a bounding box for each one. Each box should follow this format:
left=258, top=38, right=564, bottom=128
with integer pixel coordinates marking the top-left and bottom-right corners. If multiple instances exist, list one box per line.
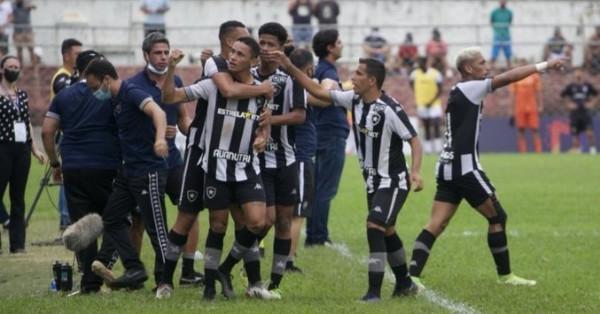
left=329, top=90, right=354, bottom=110
left=388, top=106, right=417, bottom=140
left=52, top=73, right=71, bottom=95
left=456, top=78, right=492, bottom=105
left=46, top=95, right=61, bottom=120
left=127, top=87, right=154, bottom=111
left=203, top=56, right=228, bottom=78
left=289, top=77, right=307, bottom=110
left=183, top=79, right=212, bottom=101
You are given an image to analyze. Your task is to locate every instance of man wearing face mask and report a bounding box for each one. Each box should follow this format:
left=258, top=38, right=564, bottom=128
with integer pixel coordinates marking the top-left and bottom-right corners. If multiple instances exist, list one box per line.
left=84, top=58, right=169, bottom=289
left=42, top=51, right=121, bottom=293
left=125, top=32, right=203, bottom=287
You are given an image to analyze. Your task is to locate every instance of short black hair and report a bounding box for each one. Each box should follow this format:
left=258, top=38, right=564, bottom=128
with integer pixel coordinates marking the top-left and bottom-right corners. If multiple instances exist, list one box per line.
left=289, top=48, right=314, bottom=69
left=84, top=58, right=118, bottom=80
left=0, top=55, right=18, bottom=68
left=359, top=58, right=386, bottom=89
left=61, top=38, right=82, bottom=55
left=258, top=22, right=288, bottom=46
left=219, top=20, right=246, bottom=42
left=236, top=36, right=260, bottom=58
left=76, top=50, right=103, bottom=73
left=312, top=29, right=339, bottom=59
left=142, top=32, right=170, bottom=54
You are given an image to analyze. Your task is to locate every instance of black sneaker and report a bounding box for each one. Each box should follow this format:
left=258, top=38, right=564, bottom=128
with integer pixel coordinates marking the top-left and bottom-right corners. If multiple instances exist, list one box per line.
left=180, top=271, right=204, bottom=286
left=285, top=263, right=303, bottom=274
left=392, top=282, right=418, bottom=297
left=108, top=268, right=148, bottom=290
left=203, top=285, right=216, bottom=301
left=216, top=271, right=235, bottom=299
left=360, top=291, right=381, bottom=303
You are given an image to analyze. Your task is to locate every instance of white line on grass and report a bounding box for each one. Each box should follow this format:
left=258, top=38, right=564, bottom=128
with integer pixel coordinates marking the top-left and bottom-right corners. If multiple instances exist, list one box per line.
left=326, top=242, right=480, bottom=314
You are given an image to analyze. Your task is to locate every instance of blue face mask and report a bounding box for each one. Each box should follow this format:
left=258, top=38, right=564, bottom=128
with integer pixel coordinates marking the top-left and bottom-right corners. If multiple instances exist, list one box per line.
left=93, top=84, right=111, bottom=100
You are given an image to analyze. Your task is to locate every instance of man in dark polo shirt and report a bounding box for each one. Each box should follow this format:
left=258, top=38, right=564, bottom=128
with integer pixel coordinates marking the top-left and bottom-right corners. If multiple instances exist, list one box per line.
left=126, top=32, right=203, bottom=287
left=42, top=50, right=121, bottom=293
left=306, top=28, right=346, bottom=246
left=85, top=58, right=169, bottom=289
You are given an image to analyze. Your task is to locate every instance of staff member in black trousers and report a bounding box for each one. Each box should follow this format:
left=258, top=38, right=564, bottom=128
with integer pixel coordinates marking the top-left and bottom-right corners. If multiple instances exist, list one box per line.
left=0, top=55, right=47, bottom=253
left=42, top=51, right=122, bottom=293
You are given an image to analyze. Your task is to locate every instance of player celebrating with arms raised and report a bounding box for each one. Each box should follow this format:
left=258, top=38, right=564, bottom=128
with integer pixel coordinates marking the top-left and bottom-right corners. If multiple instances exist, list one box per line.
left=408, top=47, right=566, bottom=289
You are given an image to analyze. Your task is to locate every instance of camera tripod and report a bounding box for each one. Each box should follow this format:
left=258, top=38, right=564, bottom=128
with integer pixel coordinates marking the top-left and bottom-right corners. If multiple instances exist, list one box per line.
left=25, top=163, right=60, bottom=227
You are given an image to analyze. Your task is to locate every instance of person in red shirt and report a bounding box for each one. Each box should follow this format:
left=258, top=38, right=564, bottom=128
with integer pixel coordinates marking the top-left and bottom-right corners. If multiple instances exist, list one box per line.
left=425, top=28, right=450, bottom=76
left=509, top=59, right=543, bottom=152
left=393, top=32, right=418, bottom=75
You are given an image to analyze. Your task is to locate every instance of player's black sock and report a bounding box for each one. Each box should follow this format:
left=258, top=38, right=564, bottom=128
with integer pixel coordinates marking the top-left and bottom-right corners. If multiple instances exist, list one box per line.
left=385, top=232, right=411, bottom=289
left=269, top=237, right=291, bottom=290
left=162, top=230, right=187, bottom=286
left=487, top=230, right=511, bottom=275
left=204, top=230, right=225, bottom=289
left=244, top=241, right=262, bottom=285
left=409, top=229, right=436, bottom=277
left=181, top=252, right=195, bottom=277
left=219, top=227, right=258, bottom=275
left=367, top=228, right=386, bottom=297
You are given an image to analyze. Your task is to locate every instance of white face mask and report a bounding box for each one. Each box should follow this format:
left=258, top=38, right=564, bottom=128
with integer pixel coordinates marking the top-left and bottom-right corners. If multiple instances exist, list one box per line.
left=147, top=63, right=168, bottom=75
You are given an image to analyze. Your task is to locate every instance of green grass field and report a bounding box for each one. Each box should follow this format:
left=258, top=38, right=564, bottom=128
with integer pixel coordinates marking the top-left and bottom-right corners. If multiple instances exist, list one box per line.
left=0, top=154, right=598, bottom=313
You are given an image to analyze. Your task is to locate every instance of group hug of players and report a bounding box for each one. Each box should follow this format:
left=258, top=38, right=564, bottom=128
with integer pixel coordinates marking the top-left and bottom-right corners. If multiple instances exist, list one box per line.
left=50, top=19, right=566, bottom=302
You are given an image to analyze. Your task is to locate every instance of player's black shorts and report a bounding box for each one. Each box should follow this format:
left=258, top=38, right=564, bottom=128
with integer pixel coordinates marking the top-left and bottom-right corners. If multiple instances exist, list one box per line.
left=178, top=146, right=205, bottom=214
left=570, top=110, right=593, bottom=135
left=203, top=174, right=266, bottom=210
left=434, top=170, right=496, bottom=208
left=165, top=164, right=183, bottom=205
left=262, top=162, right=299, bottom=207
left=294, top=160, right=314, bottom=217
left=366, top=185, right=409, bottom=227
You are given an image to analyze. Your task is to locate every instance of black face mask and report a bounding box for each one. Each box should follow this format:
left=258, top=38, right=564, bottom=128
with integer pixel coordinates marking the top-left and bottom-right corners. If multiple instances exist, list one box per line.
left=4, top=69, right=20, bottom=83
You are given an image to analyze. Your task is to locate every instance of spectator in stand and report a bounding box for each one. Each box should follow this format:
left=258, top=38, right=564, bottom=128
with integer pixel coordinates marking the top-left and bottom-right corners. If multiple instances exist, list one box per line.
left=140, top=0, right=170, bottom=37
left=289, top=0, right=314, bottom=49
left=490, top=0, right=513, bottom=69
left=509, top=58, right=543, bottom=153
left=314, top=0, right=339, bottom=30
left=393, top=32, right=418, bottom=75
left=0, top=0, right=12, bottom=57
left=425, top=28, right=450, bottom=77
left=584, top=26, right=600, bottom=75
left=543, top=27, right=572, bottom=69
left=362, top=27, right=391, bottom=65
left=12, top=0, right=36, bottom=67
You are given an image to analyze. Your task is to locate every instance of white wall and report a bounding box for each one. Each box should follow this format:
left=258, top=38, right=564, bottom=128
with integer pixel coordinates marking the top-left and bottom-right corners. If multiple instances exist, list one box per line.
left=23, top=0, right=600, bottom=65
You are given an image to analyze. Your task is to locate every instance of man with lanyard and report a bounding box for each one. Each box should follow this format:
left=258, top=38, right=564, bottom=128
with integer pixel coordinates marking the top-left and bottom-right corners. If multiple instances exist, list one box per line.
left=42, top=50, right=121, bottom=294
left=126, top=32, right=203, bottom=287
left=49, top=38, right=82, bottom=231
left=85, top=58, right=169, bottom=289
left=267, top=51, right=424, bottom=301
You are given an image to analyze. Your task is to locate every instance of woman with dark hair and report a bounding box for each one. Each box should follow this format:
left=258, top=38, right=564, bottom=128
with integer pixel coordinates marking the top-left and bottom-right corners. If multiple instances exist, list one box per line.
left=0, top=55, right=46, bottom=253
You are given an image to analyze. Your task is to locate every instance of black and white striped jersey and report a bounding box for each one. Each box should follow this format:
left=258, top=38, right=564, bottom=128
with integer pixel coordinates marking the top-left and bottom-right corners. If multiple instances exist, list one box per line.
left=183, top=78, right=265, bottom=182
left=436, top=78, right=492, bottom=181
left=186, top=55, right=229, bottom=149
left=330, top=90, right=417, bottom=191
left=251, top=67, right=306, bottom=169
